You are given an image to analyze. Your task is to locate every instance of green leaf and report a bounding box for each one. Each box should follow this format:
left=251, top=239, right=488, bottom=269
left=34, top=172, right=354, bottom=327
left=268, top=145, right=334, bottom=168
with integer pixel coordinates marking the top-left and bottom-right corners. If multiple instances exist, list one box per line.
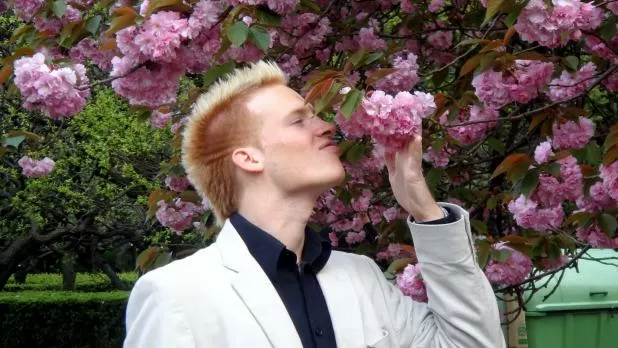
left=386, top=258, right=415, bottom=274
left=487, top=195, right=499, bottom=210
left=52, top=0, right=67, bottom=18
left=476, top=240, right=490, bottom=268
left=226, top=21, right=249, bottom=47
left=483, top=0, right=506, bottom=26
left=340, top=89, right=363, bottom=119
left=492, top=249, right=511, bottom=263
left=345, top=143, right=366, bottom=164
left=299, top=0, right=320, bottom=11
left=363, top=52, right=384, bottom=66
left=520, top=168, right=539, bottom=197
left=504, top=1, right=527, bottom=27
left=470, top=219, right=488, bottom=234
left=202, top=61, right=236, bottom=87
left=248, top=26, right=270, bottom=52
left=563, top=56, right=579, bottom=71
left=599, top=213, right=618, bottom=237
left=486, top=137, right=506, bottom=154
left=86, top=15, right=102, bottom=34
left=3, top=135, right=25, bottom=148
left=314, top=82, right=342, bottom=114
left=426, top=167, right=444, bottom=191
left=153, top=251, right=171, bottom=268
left=586, top=142, right=602, bottom=166
left=349, top=49, right=368, bottom=67
left=545, top=162, right=561, bottom=177
left=256, top=7, right=281, bottom=26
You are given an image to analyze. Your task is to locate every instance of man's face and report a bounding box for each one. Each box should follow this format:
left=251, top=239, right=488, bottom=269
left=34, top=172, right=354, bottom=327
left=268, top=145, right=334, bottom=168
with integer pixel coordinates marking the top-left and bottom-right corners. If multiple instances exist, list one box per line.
left=244, top=83, right=345, bottom=196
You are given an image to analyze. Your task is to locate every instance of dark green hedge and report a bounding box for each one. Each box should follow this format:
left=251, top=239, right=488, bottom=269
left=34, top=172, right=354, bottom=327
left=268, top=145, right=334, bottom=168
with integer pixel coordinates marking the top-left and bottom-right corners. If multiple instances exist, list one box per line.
left=4, top=272, right=138, bottom=292
left=0, top=290, right=129, bottom=348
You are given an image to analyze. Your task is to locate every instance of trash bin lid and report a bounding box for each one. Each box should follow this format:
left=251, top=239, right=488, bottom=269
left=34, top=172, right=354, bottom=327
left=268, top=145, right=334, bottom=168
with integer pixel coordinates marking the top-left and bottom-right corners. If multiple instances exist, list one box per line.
left=525, top=248, right=618, bottom=313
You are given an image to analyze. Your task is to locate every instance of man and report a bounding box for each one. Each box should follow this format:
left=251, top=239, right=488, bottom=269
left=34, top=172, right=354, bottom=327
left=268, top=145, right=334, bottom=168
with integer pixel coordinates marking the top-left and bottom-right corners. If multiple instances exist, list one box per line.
left=124, top=61, right=505, bottom=348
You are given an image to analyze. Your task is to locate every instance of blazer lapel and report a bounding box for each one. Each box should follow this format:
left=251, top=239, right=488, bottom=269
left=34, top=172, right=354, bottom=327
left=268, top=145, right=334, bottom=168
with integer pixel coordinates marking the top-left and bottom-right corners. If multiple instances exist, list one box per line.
left=216, top=221, right=303, bottom=348
left=317, top=253, right=366, bottom=348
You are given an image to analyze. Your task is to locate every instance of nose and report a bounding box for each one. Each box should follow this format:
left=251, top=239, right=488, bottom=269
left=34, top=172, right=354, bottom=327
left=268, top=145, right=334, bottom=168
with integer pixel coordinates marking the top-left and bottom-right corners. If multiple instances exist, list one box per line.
left=314, top=117, right=335, bottom=137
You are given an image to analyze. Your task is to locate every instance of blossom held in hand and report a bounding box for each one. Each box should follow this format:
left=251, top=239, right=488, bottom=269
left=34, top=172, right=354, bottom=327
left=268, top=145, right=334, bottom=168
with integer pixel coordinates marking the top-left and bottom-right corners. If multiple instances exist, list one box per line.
left=396, top=263, right=428, bottom=303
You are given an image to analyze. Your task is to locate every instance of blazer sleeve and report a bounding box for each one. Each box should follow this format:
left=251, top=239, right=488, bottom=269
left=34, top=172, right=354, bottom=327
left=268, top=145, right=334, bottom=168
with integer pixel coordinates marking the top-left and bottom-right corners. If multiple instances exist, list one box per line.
left=364, top=202, right=505, bottom=348
left=124, top=274, right=196, bottom=348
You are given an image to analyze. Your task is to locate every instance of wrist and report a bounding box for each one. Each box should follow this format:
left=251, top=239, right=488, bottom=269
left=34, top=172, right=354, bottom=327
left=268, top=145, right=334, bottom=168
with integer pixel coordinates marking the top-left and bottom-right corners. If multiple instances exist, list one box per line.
left=409, top=203, right=444, bottom=222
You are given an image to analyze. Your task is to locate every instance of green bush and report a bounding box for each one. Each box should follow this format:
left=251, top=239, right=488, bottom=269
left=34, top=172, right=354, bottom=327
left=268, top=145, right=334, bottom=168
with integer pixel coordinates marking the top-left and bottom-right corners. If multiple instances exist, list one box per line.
left=0, top=290, right=129, bottom=348
left=4, top=272, right=138, bottom=292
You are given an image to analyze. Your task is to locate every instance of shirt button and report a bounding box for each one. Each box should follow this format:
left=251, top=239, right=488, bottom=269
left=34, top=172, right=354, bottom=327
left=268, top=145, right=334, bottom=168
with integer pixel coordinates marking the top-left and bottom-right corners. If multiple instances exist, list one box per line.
left=314, top=328, right=324, bottom=337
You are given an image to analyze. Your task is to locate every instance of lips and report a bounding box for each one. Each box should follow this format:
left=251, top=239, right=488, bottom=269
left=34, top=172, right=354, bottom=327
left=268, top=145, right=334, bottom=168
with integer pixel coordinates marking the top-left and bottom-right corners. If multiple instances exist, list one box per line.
left=319, top=141, right=338, bottom=150
left=320, top=141, right=340, bottom=154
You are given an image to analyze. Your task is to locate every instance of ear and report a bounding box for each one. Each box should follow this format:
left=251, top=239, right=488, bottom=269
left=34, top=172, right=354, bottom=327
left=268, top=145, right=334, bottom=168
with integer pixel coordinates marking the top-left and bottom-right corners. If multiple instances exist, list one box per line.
left=231, top=147, right=264, bottom=173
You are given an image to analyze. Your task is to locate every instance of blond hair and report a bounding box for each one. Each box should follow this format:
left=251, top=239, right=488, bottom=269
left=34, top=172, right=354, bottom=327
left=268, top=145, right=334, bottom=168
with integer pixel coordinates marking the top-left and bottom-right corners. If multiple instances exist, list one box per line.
left=181, top=61, right=288, bottom=225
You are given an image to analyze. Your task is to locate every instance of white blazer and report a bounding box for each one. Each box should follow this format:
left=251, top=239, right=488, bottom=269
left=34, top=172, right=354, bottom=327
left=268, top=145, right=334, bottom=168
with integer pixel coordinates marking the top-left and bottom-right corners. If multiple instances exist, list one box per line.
left=124, top=203, right=506, bottom=348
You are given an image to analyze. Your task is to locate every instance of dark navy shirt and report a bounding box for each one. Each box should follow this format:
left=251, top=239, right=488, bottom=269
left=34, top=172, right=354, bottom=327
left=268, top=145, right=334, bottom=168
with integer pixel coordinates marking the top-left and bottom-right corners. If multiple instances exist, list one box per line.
left=231, top=213, right=337, bottom=348
left=230, top=208, right=456, bottom=348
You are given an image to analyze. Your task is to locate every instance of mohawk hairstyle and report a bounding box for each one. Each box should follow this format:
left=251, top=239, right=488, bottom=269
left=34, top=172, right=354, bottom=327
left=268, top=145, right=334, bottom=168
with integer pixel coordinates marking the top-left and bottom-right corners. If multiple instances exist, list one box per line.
left=181, top=61, right=288, bottom=225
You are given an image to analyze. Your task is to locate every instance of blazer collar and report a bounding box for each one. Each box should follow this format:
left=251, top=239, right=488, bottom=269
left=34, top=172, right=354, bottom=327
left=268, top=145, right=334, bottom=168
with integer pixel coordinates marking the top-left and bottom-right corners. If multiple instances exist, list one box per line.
left=215, top=220, right=303, bottom=348
left=215, top=221, right=371, bottom=348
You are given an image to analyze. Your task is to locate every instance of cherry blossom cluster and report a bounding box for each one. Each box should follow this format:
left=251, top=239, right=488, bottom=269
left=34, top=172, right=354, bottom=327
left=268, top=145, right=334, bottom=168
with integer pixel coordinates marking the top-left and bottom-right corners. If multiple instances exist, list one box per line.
left=338, top=91, right=435, bottom=152
left=17, top=156, right=55, bottom=178
left=14, top=53, right=90, bottom=120
left=472, top=60, right=554, bottom=109
left=396, top=263, right=428, bottom=303
left=547, top=63, right=597, bottom=102
left=155, top=198, right=205, bottom=234
left=439, top=105, right=499, bottom=145
left=483, top=242, right=533, bottom=286
left=514, top=0, right=604, bottom=48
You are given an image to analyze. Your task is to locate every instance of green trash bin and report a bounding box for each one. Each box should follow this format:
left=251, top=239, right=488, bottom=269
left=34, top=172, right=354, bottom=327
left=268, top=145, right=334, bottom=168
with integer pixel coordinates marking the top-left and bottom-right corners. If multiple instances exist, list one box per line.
left=524, top=248, right=618, bottom=348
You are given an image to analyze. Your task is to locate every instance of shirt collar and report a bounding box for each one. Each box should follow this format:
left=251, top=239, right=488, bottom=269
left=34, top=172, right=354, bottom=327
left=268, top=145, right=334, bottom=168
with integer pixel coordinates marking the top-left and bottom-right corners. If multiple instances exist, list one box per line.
left=230, top=212, right=332, bottom=279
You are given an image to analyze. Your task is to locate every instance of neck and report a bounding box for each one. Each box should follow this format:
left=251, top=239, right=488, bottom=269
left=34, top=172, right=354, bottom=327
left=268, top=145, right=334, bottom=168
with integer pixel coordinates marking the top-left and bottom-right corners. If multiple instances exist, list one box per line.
left=237, top=188, right=318, bottom=261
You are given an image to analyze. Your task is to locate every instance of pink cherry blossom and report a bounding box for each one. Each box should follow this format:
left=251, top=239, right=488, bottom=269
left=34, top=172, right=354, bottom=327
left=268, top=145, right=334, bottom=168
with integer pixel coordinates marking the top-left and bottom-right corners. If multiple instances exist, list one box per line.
left=576, top=181, right=617, bottom=212
left=440, top=105, right=499, bottom=145
left=17, top=156, right=55, bottom=178
left=547, top=63, right=597, bottom=102
left=515, top=0, right=604, bottom=48
left=472, top=60, right=553, bottom=109
left=396, top=263, right=428, bottom=303
left=540, top=254, right=569, bottom=271
left=12, top=0, right=44, bottom=21
left=155, top=198, right=205, bottom=234
left=70, top=38, right=116, bottom=71
left=576, top=223, right=618, bottom=248
left=345, top=230, right=366, bottom=244
left=428, top=0, right=445, bottom=12
left=14, top=53, right=90, bottom=120
left=188, top=0, right=223, bottom=39
left=165, top=176, right=191, bottom=192
left=111, top=57, right=183, bottom=108
left=344, top=90, right=435, bottom=152
left=551, top=116, right=594, bottom=150
left=328, top=232, right=339, bottom=247
left=484, top=243, right=533, bottom=286
left=534, top=139, right=554, bottom=164
left=507, top=195, right=564, bottom=231
left=370, top=52, right=420, bottom=93
left=423, top=146, right=453, bottom=168
left=599, top=161, right=618, bottom=202
left=151, top=110, right=172, bottom=128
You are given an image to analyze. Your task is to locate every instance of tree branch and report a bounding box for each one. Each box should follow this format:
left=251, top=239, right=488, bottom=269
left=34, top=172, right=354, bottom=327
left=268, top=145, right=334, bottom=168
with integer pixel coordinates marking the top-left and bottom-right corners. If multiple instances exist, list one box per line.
left=445, top=65, right=618, bottom=128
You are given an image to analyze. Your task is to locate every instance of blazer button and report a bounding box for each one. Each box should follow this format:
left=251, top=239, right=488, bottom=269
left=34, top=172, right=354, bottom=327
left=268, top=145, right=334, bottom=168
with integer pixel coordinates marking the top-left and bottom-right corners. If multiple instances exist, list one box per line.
left=314, top=328, right=324, bottom=337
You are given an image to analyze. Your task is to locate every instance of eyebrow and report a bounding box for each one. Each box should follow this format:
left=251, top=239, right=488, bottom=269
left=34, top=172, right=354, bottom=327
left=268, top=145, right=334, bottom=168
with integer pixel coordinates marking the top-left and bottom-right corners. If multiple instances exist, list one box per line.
left=285, top=104, right=314, bottom=120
